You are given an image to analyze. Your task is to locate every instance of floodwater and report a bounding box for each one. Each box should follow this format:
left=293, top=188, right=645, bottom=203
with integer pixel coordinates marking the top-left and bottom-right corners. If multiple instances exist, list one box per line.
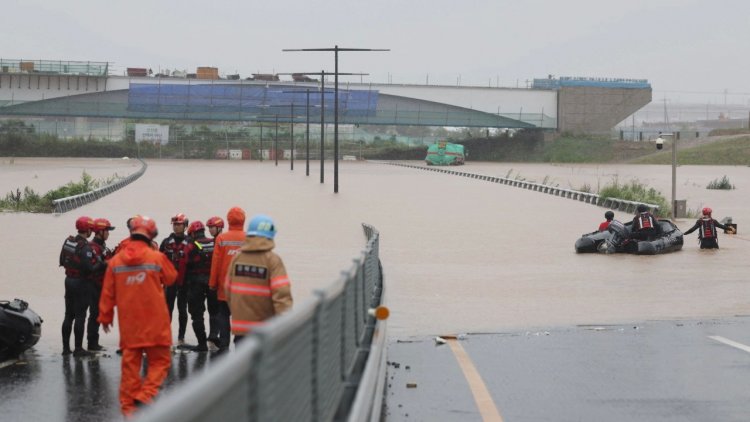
left=0, top=157, right=749, bottom=420
left=1, top=157, right=749, bottom=344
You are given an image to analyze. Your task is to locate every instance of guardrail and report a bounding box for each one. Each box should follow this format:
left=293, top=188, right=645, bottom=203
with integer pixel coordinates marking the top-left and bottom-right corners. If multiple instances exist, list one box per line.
left=379, top=161, right=660, bottom=214
left=138, top=223, right=386, bottom=422
left=52, top=159, right=147, bottom=214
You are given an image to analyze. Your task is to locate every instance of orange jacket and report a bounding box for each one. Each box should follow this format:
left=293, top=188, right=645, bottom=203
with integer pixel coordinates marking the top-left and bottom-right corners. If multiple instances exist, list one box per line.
left=98, top=237, right=177, bottom=349
left=208, top=207, right=246, bottom=302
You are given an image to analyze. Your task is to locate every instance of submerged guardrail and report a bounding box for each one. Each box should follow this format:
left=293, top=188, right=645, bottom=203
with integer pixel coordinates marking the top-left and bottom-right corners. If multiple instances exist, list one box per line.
left=380, top=161, right=660, bottom=214
left=52, top=158, right=147, bottom=214
left=138, top=223, right=386, bottom=422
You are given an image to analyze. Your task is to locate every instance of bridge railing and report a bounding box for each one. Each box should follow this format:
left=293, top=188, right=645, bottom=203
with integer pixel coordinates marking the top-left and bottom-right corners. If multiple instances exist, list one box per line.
left=380, top=161, right=660, bottom=214
left=137, top=223, right=386, bottom=422
left=52, top=159, right=147, bottom=214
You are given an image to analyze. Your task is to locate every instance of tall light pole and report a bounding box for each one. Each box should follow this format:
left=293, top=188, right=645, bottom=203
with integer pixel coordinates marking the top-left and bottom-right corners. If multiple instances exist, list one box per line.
left=656, top=132, right=676, bottom=219
left=283, top=46, right=389, bottom=193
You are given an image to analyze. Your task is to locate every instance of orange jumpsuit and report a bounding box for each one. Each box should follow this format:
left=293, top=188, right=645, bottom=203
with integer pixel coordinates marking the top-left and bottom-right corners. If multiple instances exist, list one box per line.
left=208, top=207, right=246, bottom=302
left=208, top=207, right=245, bottom=348
left=98, top=237, right=177, bottom=416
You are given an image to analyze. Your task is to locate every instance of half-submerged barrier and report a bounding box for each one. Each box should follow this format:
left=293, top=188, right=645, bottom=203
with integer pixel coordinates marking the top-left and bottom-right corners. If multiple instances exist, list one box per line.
left=380, top=161, right=660, bottom=214
left=52, top=159, right=147, bottom=214
left=138, top=223, right=387, bottom=422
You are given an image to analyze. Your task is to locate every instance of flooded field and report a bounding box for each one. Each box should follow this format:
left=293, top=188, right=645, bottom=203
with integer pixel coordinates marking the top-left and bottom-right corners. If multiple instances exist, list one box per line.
left=1, top=157, right=748, bottom=350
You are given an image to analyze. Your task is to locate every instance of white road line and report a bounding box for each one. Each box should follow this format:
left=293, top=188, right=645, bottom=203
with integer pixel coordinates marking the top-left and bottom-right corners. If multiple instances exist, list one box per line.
left=708, top=336, right=750, bottom=354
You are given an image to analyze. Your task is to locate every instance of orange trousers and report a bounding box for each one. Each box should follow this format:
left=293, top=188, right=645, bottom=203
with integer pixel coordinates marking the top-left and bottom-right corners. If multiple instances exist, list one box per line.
left=120, top=346, right=171, bottom=417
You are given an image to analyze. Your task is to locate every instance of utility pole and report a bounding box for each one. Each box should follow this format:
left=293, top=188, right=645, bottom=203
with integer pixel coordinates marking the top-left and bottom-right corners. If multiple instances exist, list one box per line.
left=283, top=46, right=389, bottom=193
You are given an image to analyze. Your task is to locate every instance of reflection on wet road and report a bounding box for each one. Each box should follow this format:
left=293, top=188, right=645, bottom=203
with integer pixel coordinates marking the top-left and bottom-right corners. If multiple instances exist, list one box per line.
left=0, top=349, right=217, bottom=422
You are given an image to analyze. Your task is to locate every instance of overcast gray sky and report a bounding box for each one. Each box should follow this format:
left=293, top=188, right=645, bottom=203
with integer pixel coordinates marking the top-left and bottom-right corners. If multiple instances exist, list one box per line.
left=3, top=0, right=749, bottom=105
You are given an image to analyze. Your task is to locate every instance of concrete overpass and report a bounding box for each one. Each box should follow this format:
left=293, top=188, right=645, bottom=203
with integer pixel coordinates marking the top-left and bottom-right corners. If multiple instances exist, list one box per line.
left=0, top=59, right=651, bottom=135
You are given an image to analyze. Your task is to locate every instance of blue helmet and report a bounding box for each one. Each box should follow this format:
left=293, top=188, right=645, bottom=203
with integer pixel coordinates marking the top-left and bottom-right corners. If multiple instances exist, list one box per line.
left=246, top=214, right=276, bottom=239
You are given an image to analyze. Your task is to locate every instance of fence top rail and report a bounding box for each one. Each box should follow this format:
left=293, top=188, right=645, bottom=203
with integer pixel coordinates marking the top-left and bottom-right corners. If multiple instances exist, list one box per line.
left=375, top=161, right=661, bottom=212
left=51, top=159, right=146, bottom=206
left=253, top=297, right=320, bottom=343
left=137, top=335, right=262, bottom=421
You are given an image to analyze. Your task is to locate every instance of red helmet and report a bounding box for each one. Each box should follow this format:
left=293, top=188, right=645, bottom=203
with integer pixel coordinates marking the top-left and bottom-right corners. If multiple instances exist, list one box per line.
left=93, top=218, right=115, bottom=233
left=187, top=220, right=205, bottom=236
left=171, top=213, right=189, bottom=225
left=702, top=207, right=712, bottom=217
left=75, top=216, right=94, bottom=232
left=206, top=216, right=225, bottom=229
left=131, top=216, right=159, bottom=239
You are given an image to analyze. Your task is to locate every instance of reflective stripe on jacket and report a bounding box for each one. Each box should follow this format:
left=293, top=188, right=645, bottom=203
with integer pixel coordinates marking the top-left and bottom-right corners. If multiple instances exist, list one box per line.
left=226, top=236, right=293, bottom=335
left=98, top=238, right=177, bottom=349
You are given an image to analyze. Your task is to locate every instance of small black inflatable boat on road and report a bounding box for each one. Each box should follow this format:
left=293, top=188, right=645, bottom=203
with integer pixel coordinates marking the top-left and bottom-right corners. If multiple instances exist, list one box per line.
left=575, top=219, right=683, bottom=255
left=0, top=299, right=43, bottom=359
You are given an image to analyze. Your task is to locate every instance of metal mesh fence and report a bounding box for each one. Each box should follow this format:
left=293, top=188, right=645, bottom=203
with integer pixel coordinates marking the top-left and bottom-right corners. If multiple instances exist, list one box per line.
left=137, top=223, right=384, bottom=422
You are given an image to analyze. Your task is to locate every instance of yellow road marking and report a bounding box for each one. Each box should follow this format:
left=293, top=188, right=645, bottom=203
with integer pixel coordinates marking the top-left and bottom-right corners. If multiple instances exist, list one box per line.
left=447, top=339, right=504, bottom=422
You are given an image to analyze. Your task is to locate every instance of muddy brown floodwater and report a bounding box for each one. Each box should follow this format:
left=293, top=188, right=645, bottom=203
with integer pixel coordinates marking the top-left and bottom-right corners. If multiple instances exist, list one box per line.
left=1, top=157, right=748, bottom=351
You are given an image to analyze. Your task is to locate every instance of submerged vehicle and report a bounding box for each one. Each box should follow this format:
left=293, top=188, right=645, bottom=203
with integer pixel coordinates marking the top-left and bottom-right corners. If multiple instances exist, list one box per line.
left=0, top=299, right=43, bottom=358
left=425, top=141, right=465, bottom=166
left=575, top=219, right=683, bottom=255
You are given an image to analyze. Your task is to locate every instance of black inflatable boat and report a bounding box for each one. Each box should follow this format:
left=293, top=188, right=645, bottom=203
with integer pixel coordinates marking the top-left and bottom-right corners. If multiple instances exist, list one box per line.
left=0, top=299, right=43, bottom=358
left=575, top=219, right=683, bottom=255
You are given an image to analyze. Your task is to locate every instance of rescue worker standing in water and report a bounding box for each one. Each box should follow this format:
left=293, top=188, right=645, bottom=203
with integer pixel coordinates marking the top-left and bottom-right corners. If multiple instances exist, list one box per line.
left=683, top=207, right=735, bottom=249
left=160, top=213, right=191, bottom=346
left=208, top=207, right=246, bottom=351
left=184, top=220, right=214, bottom=352
left=631, top=204, right=661, bottom=241
left=59, top=216, right=102, bottom=357
left=226, top=214, right=293, bottom=343
left=99, top=216, right=177, bottom=417
left=205, top=216, right=224, bottom=351
left=86, top=218, right=115, bottom=352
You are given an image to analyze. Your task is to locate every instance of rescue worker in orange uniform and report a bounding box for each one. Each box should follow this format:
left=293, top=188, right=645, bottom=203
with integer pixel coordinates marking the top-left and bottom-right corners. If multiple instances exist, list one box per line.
left=184, top=220, right=214, bottom=352
left=208, top=207, right=246, bottom=350
left=226, top=214, right=292, bottom=342
left=86, top=218, right=115, bottom=352
left=205, top=216, right=224, bottom=351
left=160, top=213, right=191, bottom=346
left=59, top=216, right=102, bottom=357
left=98, top=216, right=177, bottom=417
left=683, top=207, right=736, bottom=249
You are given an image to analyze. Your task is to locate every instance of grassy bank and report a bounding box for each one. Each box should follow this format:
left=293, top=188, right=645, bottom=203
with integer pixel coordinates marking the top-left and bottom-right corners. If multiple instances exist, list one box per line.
left=631, top=136, right=750, bottom=165
left=0, top=171, right=117, bottom=213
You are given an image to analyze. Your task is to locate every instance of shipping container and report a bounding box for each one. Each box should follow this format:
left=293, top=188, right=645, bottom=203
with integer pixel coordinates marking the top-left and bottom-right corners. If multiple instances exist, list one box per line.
left=242, top=149, right=251, bottom=160
left=127, top=67, right=149, bottom=77
left=19, top=62, right=34, bottom=72
left=196, top=67, right=219, bottom=80
left=215, top=149, right=228, bottom=159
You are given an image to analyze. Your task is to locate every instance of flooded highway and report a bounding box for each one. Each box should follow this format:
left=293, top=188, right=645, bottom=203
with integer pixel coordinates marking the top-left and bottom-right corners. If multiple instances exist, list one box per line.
left=1, top=157, right=749, bottom=420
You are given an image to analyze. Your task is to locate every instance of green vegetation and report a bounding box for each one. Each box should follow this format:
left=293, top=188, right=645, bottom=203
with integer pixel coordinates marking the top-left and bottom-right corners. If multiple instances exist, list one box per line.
left=706, top=175, right=735, bottom=190
left=542, top=136, right=615, bottom=163
left=631, top=136, right=750, bottom=165
left=707, top=128, right=750, bottom=136
left=4, top=117, right=749, bottom=165
left=598, top=178, right=670, bottom=217
left=0, top=171, right=116, bottom=213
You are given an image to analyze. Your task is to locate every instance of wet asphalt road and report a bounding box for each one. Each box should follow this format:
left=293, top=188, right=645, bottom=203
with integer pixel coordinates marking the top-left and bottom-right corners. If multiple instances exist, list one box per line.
left=386, top=317, right=750, bottom=422
left=0, top=347, right=222, bottom=421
